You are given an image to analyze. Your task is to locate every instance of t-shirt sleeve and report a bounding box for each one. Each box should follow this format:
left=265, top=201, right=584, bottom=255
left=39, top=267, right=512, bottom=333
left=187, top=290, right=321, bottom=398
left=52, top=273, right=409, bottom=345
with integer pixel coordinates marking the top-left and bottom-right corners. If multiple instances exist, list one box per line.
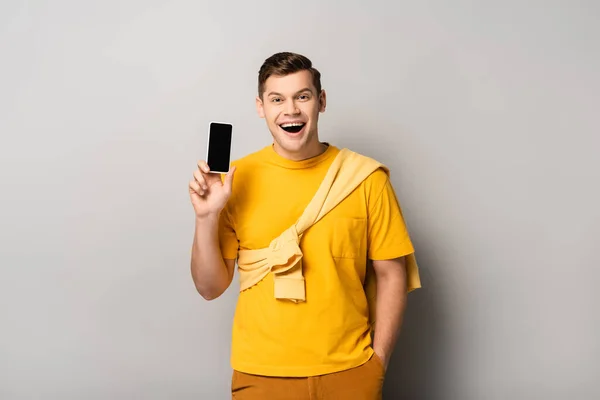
left=367, top=170, right=415, bottom=260
left=218, top=205, right=239, bottom=260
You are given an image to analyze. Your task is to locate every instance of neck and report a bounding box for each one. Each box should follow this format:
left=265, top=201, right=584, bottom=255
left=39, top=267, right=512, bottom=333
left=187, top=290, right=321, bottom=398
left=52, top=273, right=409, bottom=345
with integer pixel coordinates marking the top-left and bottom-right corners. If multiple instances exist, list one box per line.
left=273, top=140, right=327, bottom=161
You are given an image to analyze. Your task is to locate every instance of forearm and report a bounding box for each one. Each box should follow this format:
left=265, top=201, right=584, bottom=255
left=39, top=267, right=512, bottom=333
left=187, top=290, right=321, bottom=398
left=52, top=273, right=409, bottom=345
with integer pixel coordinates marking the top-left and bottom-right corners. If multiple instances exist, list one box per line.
left=372, top=258, right=408, bottom=368
left=191, top=213, right=230, bottom=300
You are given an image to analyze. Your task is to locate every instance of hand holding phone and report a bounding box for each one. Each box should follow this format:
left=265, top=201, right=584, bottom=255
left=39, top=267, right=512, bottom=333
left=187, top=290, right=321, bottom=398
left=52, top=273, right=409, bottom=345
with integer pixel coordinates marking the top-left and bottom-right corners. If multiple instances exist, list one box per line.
left=188, top=122, right=235, bottom=218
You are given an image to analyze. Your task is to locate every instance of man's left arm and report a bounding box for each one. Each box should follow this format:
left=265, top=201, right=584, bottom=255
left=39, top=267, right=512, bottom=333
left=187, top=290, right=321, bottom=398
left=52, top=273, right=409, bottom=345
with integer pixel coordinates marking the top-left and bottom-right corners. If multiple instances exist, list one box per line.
left=371, top=256, right=408, bottom=370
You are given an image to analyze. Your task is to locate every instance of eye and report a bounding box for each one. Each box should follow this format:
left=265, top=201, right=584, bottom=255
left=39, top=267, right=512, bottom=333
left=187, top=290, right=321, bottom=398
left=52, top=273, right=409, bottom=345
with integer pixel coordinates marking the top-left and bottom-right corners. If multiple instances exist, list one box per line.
left=271, top=97, right=282, bottom=103
left=298, top=94, right=310, bottom=100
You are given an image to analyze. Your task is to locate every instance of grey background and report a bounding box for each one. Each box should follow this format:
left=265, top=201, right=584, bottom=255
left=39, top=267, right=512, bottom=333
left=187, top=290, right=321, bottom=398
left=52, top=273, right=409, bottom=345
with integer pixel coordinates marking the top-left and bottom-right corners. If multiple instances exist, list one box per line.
left=1, top=1, right=599, bottom=399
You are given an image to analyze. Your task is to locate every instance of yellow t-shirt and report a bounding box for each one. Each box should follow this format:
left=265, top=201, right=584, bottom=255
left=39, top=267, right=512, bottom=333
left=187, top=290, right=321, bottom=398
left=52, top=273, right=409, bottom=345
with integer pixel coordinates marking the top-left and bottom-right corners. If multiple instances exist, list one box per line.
left=218, top=143, right=415, bottom=377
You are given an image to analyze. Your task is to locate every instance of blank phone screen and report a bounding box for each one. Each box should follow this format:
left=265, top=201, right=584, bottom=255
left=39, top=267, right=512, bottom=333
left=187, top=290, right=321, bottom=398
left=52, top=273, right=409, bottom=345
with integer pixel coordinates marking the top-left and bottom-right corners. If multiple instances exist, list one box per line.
left=207, top=122, right=232, bottom=172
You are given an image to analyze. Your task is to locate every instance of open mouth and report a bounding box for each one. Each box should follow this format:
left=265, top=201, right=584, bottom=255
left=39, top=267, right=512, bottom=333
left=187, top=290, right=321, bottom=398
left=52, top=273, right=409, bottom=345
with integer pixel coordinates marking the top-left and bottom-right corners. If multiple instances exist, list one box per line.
left=279, top=122, right=306, bottom=134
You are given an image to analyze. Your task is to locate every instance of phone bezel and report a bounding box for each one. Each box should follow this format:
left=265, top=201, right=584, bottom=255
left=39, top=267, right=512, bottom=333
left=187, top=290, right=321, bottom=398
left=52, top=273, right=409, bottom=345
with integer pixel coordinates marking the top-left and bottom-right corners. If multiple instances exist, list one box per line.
left=206, top=121, right=233, bottom=174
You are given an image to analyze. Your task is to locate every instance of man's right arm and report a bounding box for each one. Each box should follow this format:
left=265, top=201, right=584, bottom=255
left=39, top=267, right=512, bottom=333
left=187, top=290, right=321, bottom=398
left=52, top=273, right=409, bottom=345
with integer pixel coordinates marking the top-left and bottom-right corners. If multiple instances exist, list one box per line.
left=188, top=160, right=237, bottom=301
left=190, top=213, right=235, bottom=300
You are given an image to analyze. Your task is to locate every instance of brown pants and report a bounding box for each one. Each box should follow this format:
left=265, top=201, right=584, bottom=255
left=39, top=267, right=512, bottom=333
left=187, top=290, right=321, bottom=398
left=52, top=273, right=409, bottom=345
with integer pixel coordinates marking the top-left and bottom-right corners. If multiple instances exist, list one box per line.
left=231, top=353, right=385, bottom=400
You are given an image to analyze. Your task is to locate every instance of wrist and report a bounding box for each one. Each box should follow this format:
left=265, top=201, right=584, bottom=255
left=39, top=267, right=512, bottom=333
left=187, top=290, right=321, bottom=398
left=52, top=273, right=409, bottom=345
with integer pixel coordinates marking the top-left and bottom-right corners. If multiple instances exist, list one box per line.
left=195, top=211, right=220, bottom=225
left=373, top=347, right=389, bottom=368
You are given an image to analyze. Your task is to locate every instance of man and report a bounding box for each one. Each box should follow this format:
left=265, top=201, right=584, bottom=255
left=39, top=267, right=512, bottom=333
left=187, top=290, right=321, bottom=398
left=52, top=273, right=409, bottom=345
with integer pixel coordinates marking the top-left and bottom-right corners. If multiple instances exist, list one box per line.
left=189, top=52, right=420, bottom=399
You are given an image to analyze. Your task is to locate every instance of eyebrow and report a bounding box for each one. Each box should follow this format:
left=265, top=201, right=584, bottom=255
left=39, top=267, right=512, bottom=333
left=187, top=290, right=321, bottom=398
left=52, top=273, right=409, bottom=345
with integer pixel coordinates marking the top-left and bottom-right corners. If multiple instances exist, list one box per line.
left=267, top=88, right=313, bottom=97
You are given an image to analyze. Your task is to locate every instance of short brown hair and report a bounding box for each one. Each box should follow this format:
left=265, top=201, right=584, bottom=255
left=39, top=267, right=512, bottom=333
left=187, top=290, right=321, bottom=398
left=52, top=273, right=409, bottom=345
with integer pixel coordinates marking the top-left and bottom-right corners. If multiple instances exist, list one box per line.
left=258, top=52, right=322, bottom=98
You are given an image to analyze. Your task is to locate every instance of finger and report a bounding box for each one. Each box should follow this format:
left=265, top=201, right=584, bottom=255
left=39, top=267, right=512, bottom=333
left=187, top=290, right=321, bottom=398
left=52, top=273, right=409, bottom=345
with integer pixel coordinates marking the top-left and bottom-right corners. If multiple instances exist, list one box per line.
left=192, top=175, right=207, bottom=196
left=197, top=160, right=210, bottom=174
left=223, top=166, right=236, bottom=191
left=189, top=179, right=204, bottom=196
left=203, top=169, right=225, bottom=186
left=193, top=169, right=208, bottom=190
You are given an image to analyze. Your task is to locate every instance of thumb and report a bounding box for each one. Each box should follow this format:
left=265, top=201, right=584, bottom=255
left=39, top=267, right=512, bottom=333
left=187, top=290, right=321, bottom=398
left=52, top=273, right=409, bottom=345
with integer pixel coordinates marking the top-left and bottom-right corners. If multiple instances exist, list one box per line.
left=224, top=166, right=236, bottom=190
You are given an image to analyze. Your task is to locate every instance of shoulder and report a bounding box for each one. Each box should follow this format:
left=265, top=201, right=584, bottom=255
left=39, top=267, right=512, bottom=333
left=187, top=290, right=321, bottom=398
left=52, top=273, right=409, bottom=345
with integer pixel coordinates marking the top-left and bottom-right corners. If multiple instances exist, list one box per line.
left=227, top=146, right=271, bottom=182
left=362, top=168, right=391, bottom=206
left=223, top=146, right=271, bottom=206
left=340, top=148, right=391, bottom=195
left=230, top=146, right=268, bottom=169
left=365, top=167, right=390, bottom=188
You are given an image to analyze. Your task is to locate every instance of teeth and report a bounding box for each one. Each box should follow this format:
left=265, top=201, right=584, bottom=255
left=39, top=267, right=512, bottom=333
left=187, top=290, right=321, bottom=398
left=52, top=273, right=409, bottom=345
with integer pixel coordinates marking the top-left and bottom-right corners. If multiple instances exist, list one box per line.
left=281, top=123, right=304, bottom=127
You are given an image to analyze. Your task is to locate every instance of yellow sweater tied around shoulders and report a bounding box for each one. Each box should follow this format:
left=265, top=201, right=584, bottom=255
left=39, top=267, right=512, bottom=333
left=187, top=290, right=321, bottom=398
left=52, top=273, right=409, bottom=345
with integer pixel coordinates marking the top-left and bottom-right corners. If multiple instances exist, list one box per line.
left=236, top=148, right=421, bottom=329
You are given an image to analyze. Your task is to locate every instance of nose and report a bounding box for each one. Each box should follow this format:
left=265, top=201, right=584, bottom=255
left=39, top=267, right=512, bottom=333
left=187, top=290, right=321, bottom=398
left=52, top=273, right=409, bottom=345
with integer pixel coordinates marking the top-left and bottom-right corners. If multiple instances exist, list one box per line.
left=285, top=99, right=300, bottom=115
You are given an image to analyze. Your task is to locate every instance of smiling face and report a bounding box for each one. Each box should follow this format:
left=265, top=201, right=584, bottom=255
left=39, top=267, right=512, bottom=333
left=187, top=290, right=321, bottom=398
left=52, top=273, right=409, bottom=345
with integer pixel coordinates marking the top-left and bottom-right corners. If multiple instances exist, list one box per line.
left=256, top=70, right=327, bottom=160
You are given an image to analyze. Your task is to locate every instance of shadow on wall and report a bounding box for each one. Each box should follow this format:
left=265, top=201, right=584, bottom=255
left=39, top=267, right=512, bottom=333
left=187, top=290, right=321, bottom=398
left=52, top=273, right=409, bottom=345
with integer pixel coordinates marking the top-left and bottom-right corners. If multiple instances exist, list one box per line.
left=333, top=135, right=446, bottom=400
left=384, top=251, right=443, bottom=400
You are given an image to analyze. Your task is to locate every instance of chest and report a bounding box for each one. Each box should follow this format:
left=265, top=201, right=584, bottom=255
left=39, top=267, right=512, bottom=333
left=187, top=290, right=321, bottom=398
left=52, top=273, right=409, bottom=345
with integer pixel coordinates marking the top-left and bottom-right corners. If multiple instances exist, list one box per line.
left=232, top=168, right=368, bottom=250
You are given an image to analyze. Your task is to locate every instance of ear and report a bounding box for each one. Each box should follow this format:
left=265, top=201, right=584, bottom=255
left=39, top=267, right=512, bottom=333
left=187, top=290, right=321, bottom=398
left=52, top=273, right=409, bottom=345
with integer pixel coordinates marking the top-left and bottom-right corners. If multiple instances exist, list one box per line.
left=319, top=90, right=327, bottom=113
left=256, top=96, right=265, bottom=118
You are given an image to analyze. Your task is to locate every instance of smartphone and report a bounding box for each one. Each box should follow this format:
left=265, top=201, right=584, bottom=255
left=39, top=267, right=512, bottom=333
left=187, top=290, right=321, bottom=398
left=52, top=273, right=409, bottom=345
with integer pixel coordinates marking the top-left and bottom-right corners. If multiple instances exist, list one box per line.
left=206, top=121, right=233, bottom=173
